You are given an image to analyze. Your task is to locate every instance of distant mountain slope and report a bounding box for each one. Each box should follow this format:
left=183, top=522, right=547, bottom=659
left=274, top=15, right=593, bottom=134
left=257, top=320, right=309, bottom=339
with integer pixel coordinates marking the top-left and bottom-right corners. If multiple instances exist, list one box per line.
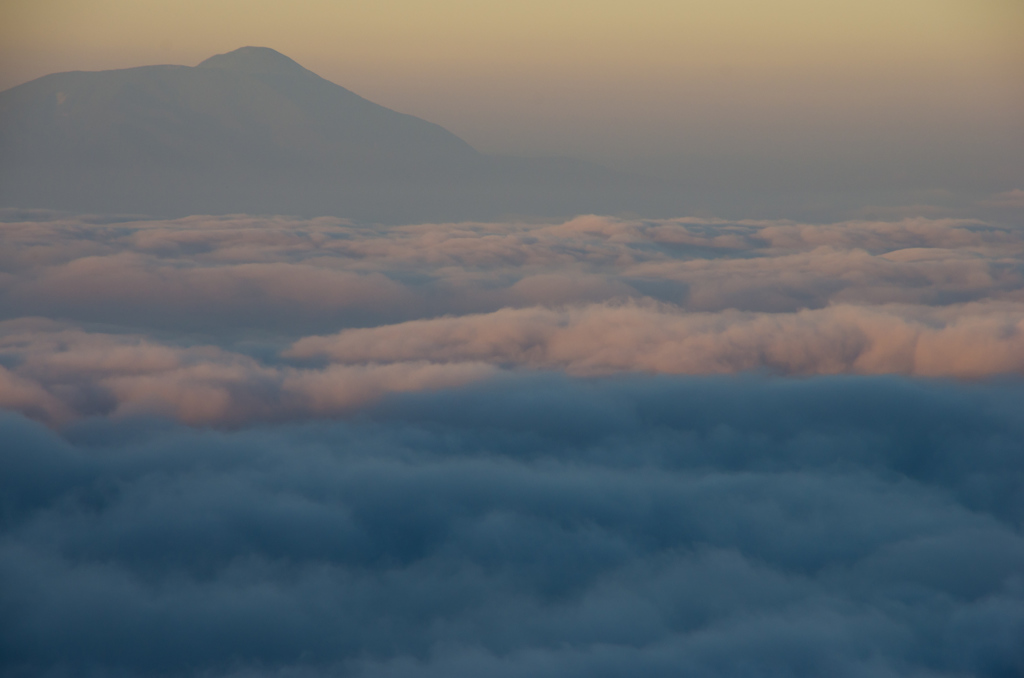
left=0, top=47, right=676, bottom=221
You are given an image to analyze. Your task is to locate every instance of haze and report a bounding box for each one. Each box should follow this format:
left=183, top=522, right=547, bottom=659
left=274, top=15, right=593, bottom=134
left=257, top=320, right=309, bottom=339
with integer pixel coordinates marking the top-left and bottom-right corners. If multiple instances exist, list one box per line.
left=2, top=0, right=1022, bottom=215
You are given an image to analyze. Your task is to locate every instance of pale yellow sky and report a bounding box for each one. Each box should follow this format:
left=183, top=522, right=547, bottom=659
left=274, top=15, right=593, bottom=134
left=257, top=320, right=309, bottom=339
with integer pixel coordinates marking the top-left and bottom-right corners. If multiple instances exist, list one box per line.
left=1, top=0, right=1022, bottom=190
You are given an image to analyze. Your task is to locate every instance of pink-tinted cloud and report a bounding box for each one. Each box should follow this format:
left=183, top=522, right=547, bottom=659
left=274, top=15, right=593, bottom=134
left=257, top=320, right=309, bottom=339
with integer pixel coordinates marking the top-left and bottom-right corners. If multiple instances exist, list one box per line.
left=0, top=322, right=499, bottom=427
left=2, top=211, right=1023, bottom=426
left=4, top=215, right=1019, bottom=323
left=0, top=365, right=74, bottom=425
left=289, top=301, right=1024, bottom=378
left=2, top=214, right=1020, bottom=327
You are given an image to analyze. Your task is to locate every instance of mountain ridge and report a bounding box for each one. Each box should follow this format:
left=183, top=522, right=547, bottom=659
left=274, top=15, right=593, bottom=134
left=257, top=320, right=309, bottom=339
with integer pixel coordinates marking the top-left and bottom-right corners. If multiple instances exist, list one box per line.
left=197, top=46, right=315, bottom=77
left=0, top=47, right=678, bottom=222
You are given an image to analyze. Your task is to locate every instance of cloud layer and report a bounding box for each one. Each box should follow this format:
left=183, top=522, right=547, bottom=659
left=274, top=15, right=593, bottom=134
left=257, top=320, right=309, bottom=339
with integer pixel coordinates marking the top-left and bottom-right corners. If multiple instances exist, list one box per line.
left=2, top=376, right=1023, bottom=677
left=2, top=210, right=1023, bottom=675
left=1, top=210, right=1023, bottom=426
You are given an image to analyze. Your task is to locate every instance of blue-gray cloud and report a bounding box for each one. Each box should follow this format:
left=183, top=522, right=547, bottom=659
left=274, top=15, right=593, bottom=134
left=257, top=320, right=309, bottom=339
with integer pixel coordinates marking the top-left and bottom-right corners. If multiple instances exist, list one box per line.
left=2, top=375, right=1022, bottom=677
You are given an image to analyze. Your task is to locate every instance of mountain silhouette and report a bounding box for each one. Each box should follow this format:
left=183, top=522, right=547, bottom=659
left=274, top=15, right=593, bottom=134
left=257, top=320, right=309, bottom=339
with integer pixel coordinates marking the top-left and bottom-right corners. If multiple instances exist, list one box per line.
left=0, top=47, right=677, bottom=221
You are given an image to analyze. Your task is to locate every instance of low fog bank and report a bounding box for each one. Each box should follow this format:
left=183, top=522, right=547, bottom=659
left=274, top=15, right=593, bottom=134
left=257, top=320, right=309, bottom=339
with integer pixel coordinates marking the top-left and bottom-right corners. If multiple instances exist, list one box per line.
left=2, top=375, right=1023, bottom=677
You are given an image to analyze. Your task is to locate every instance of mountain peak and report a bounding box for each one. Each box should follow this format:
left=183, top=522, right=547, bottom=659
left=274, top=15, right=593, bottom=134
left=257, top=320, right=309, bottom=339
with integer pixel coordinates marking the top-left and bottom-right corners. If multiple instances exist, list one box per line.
left=196, top=47, right=312, bottom=77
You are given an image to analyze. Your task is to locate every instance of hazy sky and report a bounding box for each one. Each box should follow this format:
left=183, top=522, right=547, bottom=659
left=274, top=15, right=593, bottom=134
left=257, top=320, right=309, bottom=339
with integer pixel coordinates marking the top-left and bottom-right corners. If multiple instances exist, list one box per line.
left=2, top=0, right=1022, bottom=198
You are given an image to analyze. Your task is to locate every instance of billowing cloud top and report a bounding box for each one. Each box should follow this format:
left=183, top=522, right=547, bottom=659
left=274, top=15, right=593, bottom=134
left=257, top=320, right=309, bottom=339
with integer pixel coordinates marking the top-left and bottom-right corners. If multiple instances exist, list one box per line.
left=3, top=376, right=1024, bottom=676
left=1, top=209, right=1023, bottom=426
left=2, top=208, right=1024, bottom=676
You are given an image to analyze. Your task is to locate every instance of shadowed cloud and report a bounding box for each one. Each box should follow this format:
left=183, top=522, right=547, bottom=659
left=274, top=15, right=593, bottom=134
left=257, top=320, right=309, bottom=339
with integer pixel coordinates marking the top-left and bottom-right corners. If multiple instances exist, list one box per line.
left=1, top=376, right=1022, bottom=676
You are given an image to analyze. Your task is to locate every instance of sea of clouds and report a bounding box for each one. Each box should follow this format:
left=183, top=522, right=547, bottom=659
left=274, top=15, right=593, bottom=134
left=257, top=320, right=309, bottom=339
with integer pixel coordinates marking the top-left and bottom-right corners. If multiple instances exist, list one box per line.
left=2, top=210, right=1023, bottom=426
left=1, top=208, right=1023, bottom=676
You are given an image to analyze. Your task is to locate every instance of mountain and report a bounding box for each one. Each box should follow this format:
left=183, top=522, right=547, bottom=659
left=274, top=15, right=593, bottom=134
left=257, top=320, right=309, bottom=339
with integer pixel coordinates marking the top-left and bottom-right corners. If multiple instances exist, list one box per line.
left=0, top=47, right=678, bottom=221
